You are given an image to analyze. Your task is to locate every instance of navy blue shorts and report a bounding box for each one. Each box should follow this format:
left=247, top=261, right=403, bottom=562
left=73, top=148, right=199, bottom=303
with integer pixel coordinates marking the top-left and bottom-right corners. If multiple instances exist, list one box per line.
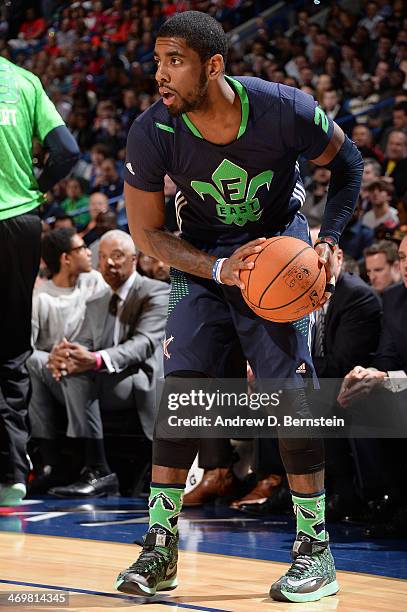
left=164, top=213, right=316, bottom=382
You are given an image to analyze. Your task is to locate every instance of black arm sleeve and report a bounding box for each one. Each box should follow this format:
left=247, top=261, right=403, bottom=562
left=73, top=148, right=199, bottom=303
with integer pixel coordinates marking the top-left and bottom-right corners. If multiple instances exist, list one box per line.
left=319, top=135, right=364, bottom=243
left=37, top=125, right=80, bottom=193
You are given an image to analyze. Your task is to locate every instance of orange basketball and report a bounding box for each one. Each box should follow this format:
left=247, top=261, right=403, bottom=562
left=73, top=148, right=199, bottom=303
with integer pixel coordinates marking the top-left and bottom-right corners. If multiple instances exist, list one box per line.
left=240, top=236, right=326, bottom=322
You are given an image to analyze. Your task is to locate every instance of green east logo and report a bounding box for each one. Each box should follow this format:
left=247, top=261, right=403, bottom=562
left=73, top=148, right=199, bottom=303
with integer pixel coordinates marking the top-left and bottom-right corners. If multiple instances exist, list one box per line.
left=191, top=159, right=274, bottom=227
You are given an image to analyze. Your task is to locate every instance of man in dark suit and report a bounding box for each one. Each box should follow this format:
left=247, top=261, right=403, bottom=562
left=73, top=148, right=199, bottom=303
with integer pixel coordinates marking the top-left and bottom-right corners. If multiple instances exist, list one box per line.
left=338, top=235, right=407, bottom=535
left=313, top=248, right=382, bottom=379
left=338, top=234, right=407, bottom=400
left=35, top=230, right=169, bottom=497
left=312, top=247, right=382, bottom=520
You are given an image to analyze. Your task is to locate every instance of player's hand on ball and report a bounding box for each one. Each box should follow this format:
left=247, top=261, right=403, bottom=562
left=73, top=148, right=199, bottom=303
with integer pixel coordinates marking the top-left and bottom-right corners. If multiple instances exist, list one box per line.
left=314, top=242, right=335, bottom=305
left=220, top=237, right=267, bottom=289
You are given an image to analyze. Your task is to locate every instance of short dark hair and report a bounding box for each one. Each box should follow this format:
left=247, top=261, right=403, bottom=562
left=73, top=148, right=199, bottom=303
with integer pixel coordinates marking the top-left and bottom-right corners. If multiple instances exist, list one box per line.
left=42, top=227, right=76, bottom=275
left=366, top=178, right=394, bottom=195
left=364, top=239, right=399, bottom=263
left=157, top=11, right=228, bottom=64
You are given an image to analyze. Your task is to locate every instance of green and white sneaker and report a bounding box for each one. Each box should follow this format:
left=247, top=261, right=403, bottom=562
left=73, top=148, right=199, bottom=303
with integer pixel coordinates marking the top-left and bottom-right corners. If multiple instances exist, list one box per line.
left=0, top=483, right=26, bottom=506
left=115, top=530, right=178, bottom=597
left=270, top=536, right=339, bottom=603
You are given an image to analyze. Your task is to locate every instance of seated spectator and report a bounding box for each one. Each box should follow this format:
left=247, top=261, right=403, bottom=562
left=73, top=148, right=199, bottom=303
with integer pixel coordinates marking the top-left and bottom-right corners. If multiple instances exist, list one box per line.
left=352, top=124, right=384, bottom=163
left=360, top=157, right=382, bottom=209
left=8, top=8, right=46, bottom=49
left=73, top=143, right=109, bottom=189
left=27, top=228, right=107, bottom=493
left=382, top=129, right=407, bottom=197
left=364, top=240, right=401, bottom=294
left=302, top=167, right=330, bottom=228
left=312, top=247, right=382, bottom=378
left=61, top=178, right=90, bottom=230
left=338, top=235, right=407, bottom=536
left=379, top=101, right=407, bottom=149
left=321, top=88, right=355, bottom=135
left=94, top=117, right=126, bottom=159
left=311, top=246, right=382, bottom=519
left=358, top=2, right=384, bottom=38
left=81, top=192, right=109, bottom=246
left=91, top=158, right=124, bottom=206
left=121, top=88, right=140, bottom=132
left=362, top=158, right=382, bottom=186
left=44, top=230, right=170, bottom=498
left=68, top=110, right=94, bottom=151
left=348, top=79, right=380, bottom=125
left=52, top=213, right=76, bottom=230
left=362, top=179, right=399, bottom=230
left=89, top=210, right=118, bottom=269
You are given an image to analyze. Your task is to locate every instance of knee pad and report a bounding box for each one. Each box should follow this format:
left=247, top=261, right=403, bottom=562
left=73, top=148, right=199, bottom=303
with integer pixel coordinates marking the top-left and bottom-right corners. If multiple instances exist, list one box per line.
left=277, top=388, right=325, bottom=474
left=278, top=436, right=324, bottom=474
left=152, top=370, right=206, bottom=469
left=152, top=437, right=200, bottom=469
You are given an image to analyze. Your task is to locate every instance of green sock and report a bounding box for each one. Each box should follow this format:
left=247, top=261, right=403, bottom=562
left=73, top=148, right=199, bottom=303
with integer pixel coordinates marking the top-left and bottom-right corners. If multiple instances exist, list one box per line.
left=291, top=490, right=326, bottom=542
left=148, top=483, right=184, bottom=547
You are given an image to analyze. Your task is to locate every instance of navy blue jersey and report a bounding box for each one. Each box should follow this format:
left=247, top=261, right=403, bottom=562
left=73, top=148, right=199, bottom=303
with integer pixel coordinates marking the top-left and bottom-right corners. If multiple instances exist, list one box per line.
left=125, top=76, right=334, bottom=249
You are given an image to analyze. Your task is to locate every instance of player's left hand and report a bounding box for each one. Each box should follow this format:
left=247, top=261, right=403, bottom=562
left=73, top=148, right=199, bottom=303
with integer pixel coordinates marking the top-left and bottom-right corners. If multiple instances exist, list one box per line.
left=337, top=366, right=386, bottom=407
left=314, top=242, right=335, bottom=306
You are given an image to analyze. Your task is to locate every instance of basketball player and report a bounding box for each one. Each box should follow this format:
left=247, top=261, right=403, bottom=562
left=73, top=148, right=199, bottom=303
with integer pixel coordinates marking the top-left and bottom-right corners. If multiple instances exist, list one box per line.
left=0, top=56, right=79, bottom=506
left=115, top=12, right=363, bottom=603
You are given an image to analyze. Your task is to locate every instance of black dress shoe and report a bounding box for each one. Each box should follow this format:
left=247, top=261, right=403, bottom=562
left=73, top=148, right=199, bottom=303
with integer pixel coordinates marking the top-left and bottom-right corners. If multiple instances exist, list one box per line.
left=27, top=467, right=67, bottom=495
left=48, top=468, right=120, bottom=498
left=364, top=503, right=407, bottom=538
left=236, top=483, right=291, bottom=516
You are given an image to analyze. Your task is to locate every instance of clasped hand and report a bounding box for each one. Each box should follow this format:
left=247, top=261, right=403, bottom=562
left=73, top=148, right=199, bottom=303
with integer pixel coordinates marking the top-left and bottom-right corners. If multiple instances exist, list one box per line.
left=47, top=338, right=96, bottom=381
left=337, top=366, right=386, bottom=407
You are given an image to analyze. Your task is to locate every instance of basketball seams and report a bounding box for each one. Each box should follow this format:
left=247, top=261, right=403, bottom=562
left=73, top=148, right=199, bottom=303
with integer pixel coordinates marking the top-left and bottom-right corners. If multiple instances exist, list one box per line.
left=257, top=265, right=324, bottom=312
left=245, top=236, right=287, bottom=298
left=257, top=245, right=312, bottom=307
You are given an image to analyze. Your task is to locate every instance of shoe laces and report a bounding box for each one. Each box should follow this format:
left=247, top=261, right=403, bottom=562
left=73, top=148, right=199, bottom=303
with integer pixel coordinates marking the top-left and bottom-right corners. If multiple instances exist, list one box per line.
left=286, top=554, right=314, bottom=579
left=128, top=546, right=169, bottom=574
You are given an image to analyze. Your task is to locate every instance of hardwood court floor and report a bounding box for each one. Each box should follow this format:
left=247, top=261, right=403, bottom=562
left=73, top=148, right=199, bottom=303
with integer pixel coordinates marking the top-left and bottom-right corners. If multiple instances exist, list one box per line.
left=1, top=532, right=406, bottom=612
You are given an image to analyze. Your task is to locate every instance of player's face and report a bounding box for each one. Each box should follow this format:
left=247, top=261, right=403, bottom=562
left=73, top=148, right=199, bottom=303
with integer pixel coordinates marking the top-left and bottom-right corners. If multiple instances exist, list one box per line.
left=154, top=37, right=209, bottom=116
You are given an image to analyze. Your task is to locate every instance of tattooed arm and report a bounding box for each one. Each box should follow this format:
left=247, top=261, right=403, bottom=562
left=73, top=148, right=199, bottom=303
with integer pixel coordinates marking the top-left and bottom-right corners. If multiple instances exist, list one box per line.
left=124, top=182, right=265, bottom=289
